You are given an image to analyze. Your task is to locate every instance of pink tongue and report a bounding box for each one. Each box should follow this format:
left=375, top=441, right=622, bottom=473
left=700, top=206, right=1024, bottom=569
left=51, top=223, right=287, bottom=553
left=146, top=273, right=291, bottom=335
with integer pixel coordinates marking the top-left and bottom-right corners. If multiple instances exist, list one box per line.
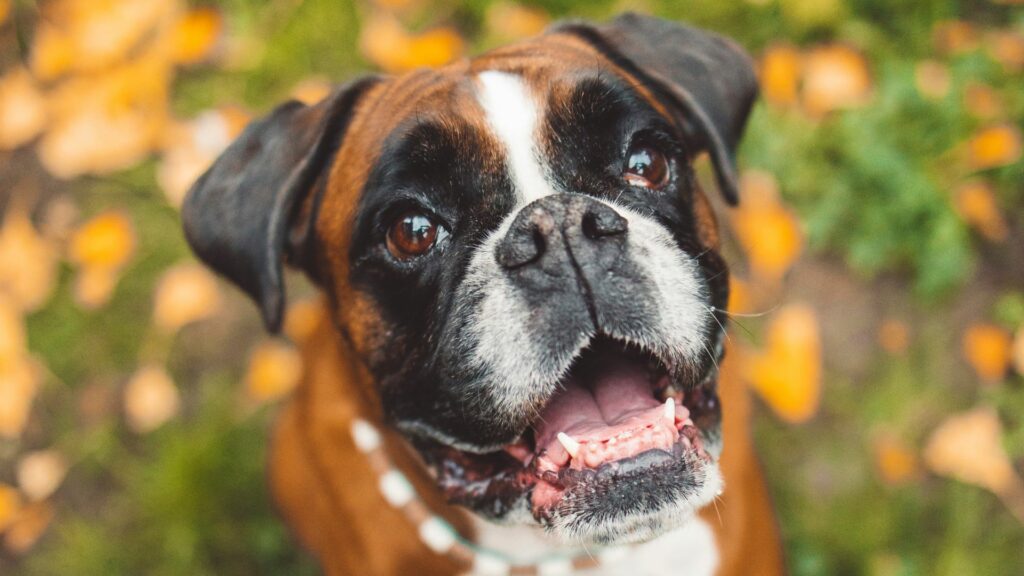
left=533, top=355, right=671, bottom=468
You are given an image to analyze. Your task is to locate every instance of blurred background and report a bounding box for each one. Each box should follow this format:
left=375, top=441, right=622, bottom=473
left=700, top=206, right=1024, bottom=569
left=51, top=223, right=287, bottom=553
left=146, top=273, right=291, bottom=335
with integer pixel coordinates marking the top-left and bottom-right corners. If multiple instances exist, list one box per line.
left=0, top=0, right=1022, bottom=574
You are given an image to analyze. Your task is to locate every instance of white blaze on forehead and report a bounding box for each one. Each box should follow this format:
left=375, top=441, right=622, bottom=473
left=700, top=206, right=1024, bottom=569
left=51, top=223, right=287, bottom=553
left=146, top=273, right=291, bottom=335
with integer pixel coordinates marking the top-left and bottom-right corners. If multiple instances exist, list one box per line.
left=475, top=71, right=557, bottom=204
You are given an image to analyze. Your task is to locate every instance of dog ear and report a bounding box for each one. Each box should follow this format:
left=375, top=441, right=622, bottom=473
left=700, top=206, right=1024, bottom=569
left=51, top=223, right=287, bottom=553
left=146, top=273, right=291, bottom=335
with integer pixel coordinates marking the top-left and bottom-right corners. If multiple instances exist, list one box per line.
left=182, top=76, right=381, bottom=332
left=554, top=13, right=758, bottom=205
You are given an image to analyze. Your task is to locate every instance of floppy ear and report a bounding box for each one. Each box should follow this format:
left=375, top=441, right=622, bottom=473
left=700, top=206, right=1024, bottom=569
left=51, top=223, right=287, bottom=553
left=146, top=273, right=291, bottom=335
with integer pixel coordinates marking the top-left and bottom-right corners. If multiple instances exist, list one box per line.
left=182, top=76, right=381, bottom=332
left=554, top=13, right=758, bottom=205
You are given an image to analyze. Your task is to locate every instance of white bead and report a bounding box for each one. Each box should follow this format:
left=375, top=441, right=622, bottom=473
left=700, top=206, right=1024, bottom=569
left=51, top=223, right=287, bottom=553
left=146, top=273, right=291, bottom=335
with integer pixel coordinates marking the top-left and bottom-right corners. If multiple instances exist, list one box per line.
left=350, top=418, right=381, bottom=453
left=378, top=470, right=414, bottom=507
left=418, top=516, right=457, bottom=554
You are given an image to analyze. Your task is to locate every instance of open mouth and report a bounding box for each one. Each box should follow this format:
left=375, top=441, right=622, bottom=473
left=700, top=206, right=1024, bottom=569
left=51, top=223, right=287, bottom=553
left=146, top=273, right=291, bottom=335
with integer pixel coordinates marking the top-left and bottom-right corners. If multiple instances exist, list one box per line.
left=420, top=334, right=722, bottom=536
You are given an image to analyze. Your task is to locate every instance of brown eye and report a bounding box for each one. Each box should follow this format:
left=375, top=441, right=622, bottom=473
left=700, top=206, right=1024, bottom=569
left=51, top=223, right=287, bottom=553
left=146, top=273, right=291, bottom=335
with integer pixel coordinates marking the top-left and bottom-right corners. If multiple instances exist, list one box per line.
left=623, top=145, right=669, bottom=189
left=387, top=211, right=444, bottom=260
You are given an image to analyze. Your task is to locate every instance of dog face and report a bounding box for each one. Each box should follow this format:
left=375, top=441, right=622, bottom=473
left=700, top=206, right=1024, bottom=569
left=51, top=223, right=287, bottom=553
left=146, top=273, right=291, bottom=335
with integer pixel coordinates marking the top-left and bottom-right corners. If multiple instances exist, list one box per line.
left=183, top=14, right=757, bottom=545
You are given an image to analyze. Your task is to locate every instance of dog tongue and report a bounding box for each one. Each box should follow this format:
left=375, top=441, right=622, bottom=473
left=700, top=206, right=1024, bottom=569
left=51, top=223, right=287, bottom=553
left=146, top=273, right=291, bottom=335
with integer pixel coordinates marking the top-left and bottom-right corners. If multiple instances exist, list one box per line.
left=532, top=349, right=684, bottom=470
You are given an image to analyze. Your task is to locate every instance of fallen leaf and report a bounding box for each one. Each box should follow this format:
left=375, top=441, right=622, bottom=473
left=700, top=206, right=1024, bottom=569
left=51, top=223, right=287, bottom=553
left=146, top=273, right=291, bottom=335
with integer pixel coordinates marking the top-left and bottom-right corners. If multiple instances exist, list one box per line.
left=966, top=124, right=1022, bottom=171
left=72, top=266, right=120, bottom=310
left=933, top=20, right=980, bottom=55
left=744, top=304, right=822, bottom=423
left=873, top=433, right=919, bottom=486
left=153, top=263, right=221, bottom=332
left=68, top=211, right=135, bottom=271
left=802, top=44, right=871, bottom=116
left=878, top=319, right=911, bottom=355
left=0, top=484, right=21, bottom=533
left=760, top=44, right=802, bottom=107
left=3, top=501, right=54, bottom=555
left=924, top=407, right=1017, bottom=494
left=158, top=107, right=250, bottom=206
left=731, top=171, right=803, bottom=282
left=16, top=451, right=67, bottom=502
left=1014, top=327, right=1024, bottom=376
left=727, top=275, right=755, bottom=316
left=246, top=340, right=303, bottom=403
left=0, top=208, right=60, bottom=312
left=360, top=14, right=463, bottom=73
left=0, top=296, right=39, bottom=439
left=963, top=323, right=1012, bottom=383
left=484, top=2, right=550, bottom=43
left=124, top=365, right=180, bottom=433
left=913, top=60, right=950, bottom=100
left=986, top=30, right=1024, bottom=72
left=284, top=299, right=323, bottom=344
left=0, top=0, right=9, bottom=25
left=290, top=78, right=332, bottom=106
left=954, top=181, right=1009, bottom=242
left=964, top=84, right=1004, bottom=120
left=0, top=68, right=48, bottom=150
left=169, top=7, right=222, bottom=65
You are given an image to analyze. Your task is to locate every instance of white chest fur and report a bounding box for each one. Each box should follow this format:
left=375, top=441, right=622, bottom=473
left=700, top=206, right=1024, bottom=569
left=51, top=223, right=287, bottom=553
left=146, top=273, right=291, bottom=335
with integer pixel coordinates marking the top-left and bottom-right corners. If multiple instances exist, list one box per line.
left=468, top=517, right=720, bottom=576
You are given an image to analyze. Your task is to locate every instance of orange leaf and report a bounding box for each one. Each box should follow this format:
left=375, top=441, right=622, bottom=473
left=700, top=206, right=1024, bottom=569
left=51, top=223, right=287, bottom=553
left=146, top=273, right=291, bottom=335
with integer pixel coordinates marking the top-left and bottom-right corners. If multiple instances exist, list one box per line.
left=246, top=340, right=302, bottom=403
left=966, top=124, right=1022, bottom=171
left=153, top=263, right=221, bottom=332
left=873, top=433, right=919, bottom=486
left=0, top=296, right=39, bottom=439
left=731, top=171, right=803, bottom=281
left=933, top=20, right=979, bottom=55
left=878, top=319, right=911, bottom=355
left=963, top=84, right=1004, bottom=120
left=72, top=267, right=120, bottom=310
left=69, top=211, right=135, bottom=271
left=986, top=30, right=1024, bottom=73
left=745, top=304, right=822, bottom=423
left=16, top=451, right=67, bottom=502
left=760, top=44, right=802, bottom=107
left=290, top=78, right=332, bottom=106
left=170, top=7, right=222, bottom=65
left=801, top=44, right=871, bottom=116
left=360, top=15, right=463, bottom=73
left=924, top=407, right=1017, bottom=495
left=484, top=2, right=550, bottom=43
left=0, top=68, right=47, bottom=151
left=3, top=501, right=54, bottom=555
left=0, top=208, right=60, bottom=312
left=284, top=299, right=323, bottom=344
left=0, top=0, right=9, bottom=26
left=0, top=484, right=22, bottom=533
left=913, top=60, right=950, bottom=100
left=953, top=181, right=1009, bottom=242
left=962, top=323, right=1012, bottom=383
left=124, top=365, right=180, bottom=433
left=158, top=107, right=250, bottom=207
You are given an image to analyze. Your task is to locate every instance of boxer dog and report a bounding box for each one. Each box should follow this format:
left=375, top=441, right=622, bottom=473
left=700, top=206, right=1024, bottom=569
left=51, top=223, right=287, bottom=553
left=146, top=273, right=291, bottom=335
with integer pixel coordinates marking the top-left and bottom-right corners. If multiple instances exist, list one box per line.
left=183, top=13, right=785, bottom=575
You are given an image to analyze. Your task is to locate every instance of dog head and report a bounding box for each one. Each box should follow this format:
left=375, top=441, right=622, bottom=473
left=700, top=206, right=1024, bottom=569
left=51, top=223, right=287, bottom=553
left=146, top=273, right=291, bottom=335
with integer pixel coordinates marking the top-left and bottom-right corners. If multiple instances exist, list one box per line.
left=183, top=13, right=757, bottom=545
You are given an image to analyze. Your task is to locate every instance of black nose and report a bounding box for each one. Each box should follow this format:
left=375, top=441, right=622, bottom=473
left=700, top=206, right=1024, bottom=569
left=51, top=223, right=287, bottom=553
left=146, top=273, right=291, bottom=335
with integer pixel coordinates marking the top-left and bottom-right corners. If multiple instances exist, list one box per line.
left=496, top=194, right=628, bottom=270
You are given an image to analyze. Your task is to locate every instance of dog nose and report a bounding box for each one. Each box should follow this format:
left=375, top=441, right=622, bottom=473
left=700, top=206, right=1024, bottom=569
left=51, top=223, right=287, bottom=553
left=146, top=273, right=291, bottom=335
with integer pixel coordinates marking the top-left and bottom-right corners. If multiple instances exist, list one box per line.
left=496, top=195, right=628, bottom=270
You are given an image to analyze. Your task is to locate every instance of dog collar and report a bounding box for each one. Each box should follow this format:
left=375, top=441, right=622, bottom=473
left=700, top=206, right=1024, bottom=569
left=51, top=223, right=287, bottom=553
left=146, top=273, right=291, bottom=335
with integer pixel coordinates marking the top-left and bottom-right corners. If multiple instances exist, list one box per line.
left=350, top=418, right=630, bottom=575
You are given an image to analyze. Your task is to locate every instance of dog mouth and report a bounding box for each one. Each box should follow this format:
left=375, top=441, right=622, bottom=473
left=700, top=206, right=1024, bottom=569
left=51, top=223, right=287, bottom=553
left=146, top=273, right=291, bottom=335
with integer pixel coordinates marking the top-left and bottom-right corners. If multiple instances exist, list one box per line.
left=419, top=334, right=722, bottom=534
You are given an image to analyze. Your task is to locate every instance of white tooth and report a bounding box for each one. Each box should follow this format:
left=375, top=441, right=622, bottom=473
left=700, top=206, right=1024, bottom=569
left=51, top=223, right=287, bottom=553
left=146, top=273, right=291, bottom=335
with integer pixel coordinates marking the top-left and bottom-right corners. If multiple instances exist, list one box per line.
left=664, top=398, right=675, bottom=422
left=557, top=432, right=580, bottom=459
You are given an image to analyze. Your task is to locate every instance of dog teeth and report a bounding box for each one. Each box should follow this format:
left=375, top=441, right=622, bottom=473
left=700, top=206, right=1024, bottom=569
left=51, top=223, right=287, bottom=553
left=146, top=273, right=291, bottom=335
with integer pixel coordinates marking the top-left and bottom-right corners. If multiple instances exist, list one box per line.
left=664, top=398, right=675, bottom=422
left=557, top=432, right=581, bottom=459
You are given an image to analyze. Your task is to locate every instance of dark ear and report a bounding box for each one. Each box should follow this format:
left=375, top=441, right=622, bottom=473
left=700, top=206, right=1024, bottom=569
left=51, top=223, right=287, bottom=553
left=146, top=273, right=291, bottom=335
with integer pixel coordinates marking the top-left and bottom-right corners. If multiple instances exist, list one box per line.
left=182, top=76, right=381, bottom=332
left=554, top=13, right=758, bottom=205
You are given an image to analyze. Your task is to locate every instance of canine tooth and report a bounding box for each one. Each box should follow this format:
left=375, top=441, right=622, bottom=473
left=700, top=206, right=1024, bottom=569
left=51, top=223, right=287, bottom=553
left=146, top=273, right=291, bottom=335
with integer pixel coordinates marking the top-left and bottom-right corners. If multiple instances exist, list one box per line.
left=557, top=433, right=580, bottom=459
left=664, top=398, right=675, bottom=422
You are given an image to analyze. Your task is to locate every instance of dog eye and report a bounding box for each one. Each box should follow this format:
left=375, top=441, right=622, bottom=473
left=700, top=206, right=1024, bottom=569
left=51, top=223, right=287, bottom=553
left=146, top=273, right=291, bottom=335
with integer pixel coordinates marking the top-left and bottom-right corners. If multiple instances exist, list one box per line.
left=623, top=145, right=669, bottom=189
left=387, top=211, right=445, bottom=260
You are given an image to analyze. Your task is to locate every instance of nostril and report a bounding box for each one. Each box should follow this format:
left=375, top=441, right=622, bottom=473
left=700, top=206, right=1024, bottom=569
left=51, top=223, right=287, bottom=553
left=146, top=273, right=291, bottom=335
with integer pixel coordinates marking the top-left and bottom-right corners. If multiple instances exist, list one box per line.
left=582, top=207, right=628, bottom=240
left=497, top=209, right=553, bottom=270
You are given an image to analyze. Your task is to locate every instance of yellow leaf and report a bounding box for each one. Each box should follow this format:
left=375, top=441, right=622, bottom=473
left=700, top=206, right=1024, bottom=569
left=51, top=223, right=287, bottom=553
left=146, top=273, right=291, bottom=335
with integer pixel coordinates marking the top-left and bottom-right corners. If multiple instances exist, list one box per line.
left=153, top=263, right=221, bottom=332
left=69, top=211, right=135, bottom=271
left=484, top=2, right=550, bottom=43
left=0, top=294, right=26, bottom=369
left=16, top=451, right=68, bottom=502
left=986, top=30, right=1024, bottom=73
left=924, top=407, right=1017, bottom=495
left=72, top=267, right=120, bottom=310
left=760, top=44, right=802, bottom=107
left=953, top=181, right=1008, bottom=242
left=246, top=340, right=302, bottom=403
left=284, top=299, right=323, bottom=344
left=802, top=44, right=871, bottom=116
left=124, top=365, right=180, bottom=433
left=873, top=433, right=919, bottom=486
left=963, top=324, right=1012, bottom=383
left=3, top=501, right=54, bottom=555
left=963, top=84, right=1003, bottom=120
left=878, top=319, right=911, bottom=355
left=745, top=304, right=822, bottom=423
left=727, top=275, right=755, bottom=316
left=360, top=15, right=463, bottom=73
left=0, top=208, right=60, bottom=312
left=0, top=296, right=38, bottom=439
left=913, top=60, right=950, bottom=100
left=158, top=107, right=250, bottom=207
left=0, top=68, right=48, bottom=151
left=731, top=171, right=803, bottom=282
left=169, top=7, right=222, bottom=65
left=0, top=484, right=22, bottom=533
left=0, top=0, right=9, bottom=25
left=966, top=124, right=1022, bottom=171
left=290, top=78, right=332, bottom=106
